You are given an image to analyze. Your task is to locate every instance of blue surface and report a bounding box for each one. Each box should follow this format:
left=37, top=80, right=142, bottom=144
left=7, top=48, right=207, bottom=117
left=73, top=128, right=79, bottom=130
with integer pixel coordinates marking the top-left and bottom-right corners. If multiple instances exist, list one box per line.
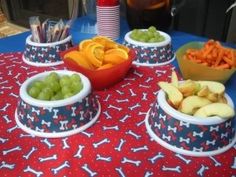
left=0, top=17, right=235, bottom=105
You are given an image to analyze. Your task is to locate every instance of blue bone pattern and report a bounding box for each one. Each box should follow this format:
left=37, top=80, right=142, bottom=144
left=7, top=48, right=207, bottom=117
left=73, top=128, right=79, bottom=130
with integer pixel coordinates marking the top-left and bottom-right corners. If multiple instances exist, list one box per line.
left=123, top=41, right=174, bottom=65
left=148, top=100, right=235, bottom=152
left=16, top=93, right=99, bottom=133
left=24, top=40, right=72, bottom=63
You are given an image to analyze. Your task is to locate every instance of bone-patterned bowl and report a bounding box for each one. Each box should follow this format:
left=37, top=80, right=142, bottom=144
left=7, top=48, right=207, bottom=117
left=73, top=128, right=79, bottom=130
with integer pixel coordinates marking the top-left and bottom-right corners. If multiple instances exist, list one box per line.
left=145, top=89, right=236, bottom=156
left=123, top=30, right=175, bottom=66
left=15, top=70, right=101, bottom=138
left=23, top=35, right=72, bottom=67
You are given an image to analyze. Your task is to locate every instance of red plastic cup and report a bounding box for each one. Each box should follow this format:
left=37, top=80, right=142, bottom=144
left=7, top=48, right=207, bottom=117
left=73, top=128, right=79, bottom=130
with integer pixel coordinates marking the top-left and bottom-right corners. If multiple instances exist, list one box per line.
left=97, top=0, right=119, bottom=6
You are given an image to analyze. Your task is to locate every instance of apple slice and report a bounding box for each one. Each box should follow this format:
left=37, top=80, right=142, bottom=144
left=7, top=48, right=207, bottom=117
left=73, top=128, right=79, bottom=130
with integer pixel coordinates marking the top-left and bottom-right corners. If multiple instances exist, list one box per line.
left=194, top=103, right=235, bottom=118
left=197, top=85, right=210, bottom=97
left=179, top=95, right=211, bottom=115
left=171, top=71, right=179, bottom=88
left=196, top=81, right=225, bottom=95
left=178, top=80, right=201, bottom=97
left=158, top=82, right=183, bottom=108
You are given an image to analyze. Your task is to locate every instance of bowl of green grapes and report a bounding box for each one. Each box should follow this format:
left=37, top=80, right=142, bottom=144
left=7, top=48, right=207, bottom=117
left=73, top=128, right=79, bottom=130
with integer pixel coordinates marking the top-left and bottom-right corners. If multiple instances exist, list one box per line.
left=15, top=70, right=101, bottom=138
left=123, top=26, right=175, bottom=66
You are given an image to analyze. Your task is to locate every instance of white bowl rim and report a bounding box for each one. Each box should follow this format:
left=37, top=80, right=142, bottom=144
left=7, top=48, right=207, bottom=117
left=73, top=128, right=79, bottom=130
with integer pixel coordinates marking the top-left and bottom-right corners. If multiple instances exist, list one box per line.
left=124, top=30, right=171, bottom=47
left=26, top=35, right=72, bottom=47
left=20, top=70, right=91, bottom=107
left=158, top=89, right=235, bottom=125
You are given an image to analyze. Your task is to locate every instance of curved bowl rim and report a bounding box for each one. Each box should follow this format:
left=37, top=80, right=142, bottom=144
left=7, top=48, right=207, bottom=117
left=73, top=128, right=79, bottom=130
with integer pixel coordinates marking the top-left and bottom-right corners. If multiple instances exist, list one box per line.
left=26, top=35, right=72, bottom=47
left=19, top=70, right=91, bottom=107
left=124, top=30, right=171, bottom=47
left=158, top=89, right=235, bottom=125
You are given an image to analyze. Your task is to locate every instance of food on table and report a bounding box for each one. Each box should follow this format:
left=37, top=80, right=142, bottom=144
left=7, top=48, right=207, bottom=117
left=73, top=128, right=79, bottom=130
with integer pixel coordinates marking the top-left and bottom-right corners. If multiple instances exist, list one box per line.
left=64, top=36, right=130, bottom=70
left=158, top=82, right=183, bottom=109
left=158, top=71, right=235, bottom=118
left=129, top=26, right=165, bottom=43
left=28, top=72, right=83, bottom=101
left=183, top=39, right=236, bottom=69
left=179, top=95, right=211, bottom=115
left=194, top=103, right=235, bottom=118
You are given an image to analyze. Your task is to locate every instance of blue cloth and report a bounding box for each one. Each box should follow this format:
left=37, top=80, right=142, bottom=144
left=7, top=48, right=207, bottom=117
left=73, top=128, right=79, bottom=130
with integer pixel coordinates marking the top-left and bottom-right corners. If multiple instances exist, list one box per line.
left=0, top=17, right=235, bottom=105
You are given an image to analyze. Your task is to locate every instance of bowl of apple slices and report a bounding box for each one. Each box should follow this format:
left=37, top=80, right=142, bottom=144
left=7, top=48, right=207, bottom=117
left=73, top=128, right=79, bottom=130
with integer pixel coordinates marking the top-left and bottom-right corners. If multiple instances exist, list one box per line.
left=145, top=71, right=236, bottom=156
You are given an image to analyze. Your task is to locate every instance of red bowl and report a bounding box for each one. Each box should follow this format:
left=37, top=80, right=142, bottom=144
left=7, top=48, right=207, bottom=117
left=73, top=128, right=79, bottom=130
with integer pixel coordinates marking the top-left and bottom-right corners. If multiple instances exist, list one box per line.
left=60, top=47, right=135, bottom=90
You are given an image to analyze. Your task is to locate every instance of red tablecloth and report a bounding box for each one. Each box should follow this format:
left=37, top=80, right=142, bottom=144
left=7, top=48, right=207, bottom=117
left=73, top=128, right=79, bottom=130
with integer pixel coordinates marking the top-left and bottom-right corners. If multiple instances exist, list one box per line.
left=1, top=52, right=236, bottom=177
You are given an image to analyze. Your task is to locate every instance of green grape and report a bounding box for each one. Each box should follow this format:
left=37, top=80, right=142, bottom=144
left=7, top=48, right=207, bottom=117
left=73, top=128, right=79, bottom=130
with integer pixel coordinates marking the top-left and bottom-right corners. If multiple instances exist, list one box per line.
left=28, top=86, right=40, bottom=98
left=61, top=85, right=72, bottom=96
left=51, top=91, right=63, bottom=101
left=70, top=74, right=81, bottom=82
left=41, top=87, right=53, bottom=99
left=31, top=81, right=45, bottom=91
left=48, top=81, right=61, bottom=93
left=64, top=92, right=74, bottom=99
left=44, top=73, right=58, bottom=84
left=60, top=75, right=71, bottom=87
left=146, top=31, right=154, bottom=38
left=49, top=72, right=59, bottom=81
left=129, top=26, right=165, bottom=43
left=37, top=91, right=50, bottom=100
left=148, top=38, right=158, bottom=43
left=71, top=82, right=83, bottom=94
left=148, top=26, right=157, bottom=33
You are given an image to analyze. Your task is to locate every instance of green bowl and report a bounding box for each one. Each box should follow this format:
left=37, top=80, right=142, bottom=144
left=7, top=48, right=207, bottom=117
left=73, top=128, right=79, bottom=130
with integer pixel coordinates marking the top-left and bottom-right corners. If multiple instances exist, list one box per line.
left=176, top=42, right=236, bottom=83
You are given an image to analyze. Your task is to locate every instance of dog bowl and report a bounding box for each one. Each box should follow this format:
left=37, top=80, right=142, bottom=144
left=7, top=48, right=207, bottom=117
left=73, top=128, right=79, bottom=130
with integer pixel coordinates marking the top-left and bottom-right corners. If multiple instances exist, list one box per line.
left=22, top=35, right=72, bottom=67
left=15, top=70, right=101, bottom=138
left=145, top=89, right=236, bottom=156
left=123, top=30, right=175, bottom=66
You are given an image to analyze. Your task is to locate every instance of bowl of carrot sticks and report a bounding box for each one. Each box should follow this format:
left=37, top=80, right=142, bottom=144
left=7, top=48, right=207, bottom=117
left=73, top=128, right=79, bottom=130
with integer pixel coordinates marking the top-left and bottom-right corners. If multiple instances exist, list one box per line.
left=176, top=40, right=236, bottom=83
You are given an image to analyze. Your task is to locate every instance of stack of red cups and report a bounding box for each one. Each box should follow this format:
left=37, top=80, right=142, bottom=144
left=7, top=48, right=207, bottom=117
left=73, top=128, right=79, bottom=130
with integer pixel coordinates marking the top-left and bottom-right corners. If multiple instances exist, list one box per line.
left=97, top=0, right=120, bottom=40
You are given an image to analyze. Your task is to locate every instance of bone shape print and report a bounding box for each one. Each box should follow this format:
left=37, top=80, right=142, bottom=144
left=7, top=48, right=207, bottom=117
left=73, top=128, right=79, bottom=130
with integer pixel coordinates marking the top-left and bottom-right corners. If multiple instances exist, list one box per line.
left=148, top=152, right=164, bottom=164
left=96, top=154, right=112, bottom=162
left=115, top=139, right=126, bottom=152
left=81, top=164, right=97, bottom=177
left=23, top=147, right=37, bottom=159
left=93, top=138, right=110, bottom=148
left=144, top=171, right=154, bottom=177
left=74, top=145, right=85, bottom=158
left=131, top=145, right=148, bottom=152
left=197, top=164, right=209, bottom=176
left=24, top=166, right=43, bottom=177
left=51, top=161, right=70, bottom=175
left=175, top=154, right=191, bottom=164
left=81, top=131, right=94, bottom=138
left=115, top=167, right=126, bottom=177
left=103, top=125, right=119, bottom=131
left=162, top=165, right=181, bottom=173
left=126, top=130, right=141, bottom=139
left=0, top=161, right=15, bottom=170
left=121, top=157, right=141, bottom=166
left=39, top=154, right=57, bottom=162
left=3, top=146, right=22, bottom=155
